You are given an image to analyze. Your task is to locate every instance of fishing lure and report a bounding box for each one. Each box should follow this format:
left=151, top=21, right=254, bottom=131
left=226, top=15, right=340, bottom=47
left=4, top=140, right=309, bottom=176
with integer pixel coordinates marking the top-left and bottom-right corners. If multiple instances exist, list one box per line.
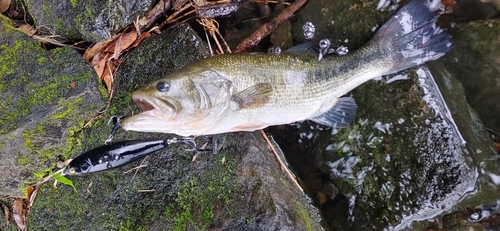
left=63, top=136, right=201, bottom=176
left=63, top=139, right=168, bottom=176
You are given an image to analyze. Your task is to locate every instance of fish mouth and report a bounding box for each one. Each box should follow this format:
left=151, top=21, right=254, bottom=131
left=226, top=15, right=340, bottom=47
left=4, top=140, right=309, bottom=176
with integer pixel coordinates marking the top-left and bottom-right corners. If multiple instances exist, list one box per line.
left=132, top=91, right=177, bottom=118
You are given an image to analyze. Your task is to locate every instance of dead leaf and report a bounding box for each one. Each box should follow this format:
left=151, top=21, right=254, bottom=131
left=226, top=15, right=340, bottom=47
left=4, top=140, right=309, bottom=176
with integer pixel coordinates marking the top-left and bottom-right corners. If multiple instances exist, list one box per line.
left=101, top=59, right=116, bottom=91
left=108, top=28, right=138, bottom=60
left=494, top=142, right=500, bottom=152
left=2, top=203, right=10, bottom=227
left=18, top=24, right=36, bottom=37
left=12, top=199, right=26, bottom=231
left=83, top=33, right=120, bottom=61
left=0, top=0, right=10, bottom=13
left=27, top=185, right=39, bottom=210
left=126, top=31, right=151, bottom=52
left=92, top=54, right=109, bottom=78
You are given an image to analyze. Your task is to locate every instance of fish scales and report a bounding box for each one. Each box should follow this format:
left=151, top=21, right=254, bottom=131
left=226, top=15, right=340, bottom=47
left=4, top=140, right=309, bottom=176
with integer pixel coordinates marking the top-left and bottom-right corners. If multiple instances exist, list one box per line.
left=120, top=0, right=453, bottom=136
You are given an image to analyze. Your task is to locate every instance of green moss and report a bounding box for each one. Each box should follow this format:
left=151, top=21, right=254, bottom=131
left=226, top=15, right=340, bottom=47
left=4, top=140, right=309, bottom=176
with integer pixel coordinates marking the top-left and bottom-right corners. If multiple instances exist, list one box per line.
left=17, top=157, right=30, bottom=165
left=97, top=81, right=109, bottom=98
left=0, top=40, right=24, bottom=75
left=293, top=199, right=315, bottom=230
left=0, top=14, right=16, bottom=33
left=42, top=2, right=49, bottom=13
left=56, top=19, right=65, bottom=30
left=70, top=0, right=79, bottom=7
left=37, top=56, right=47, bottom=64
left=18, top=186, right=30, bottom=199
left=74, top=13, right=83, bottom=29
left=51, top=98, right=84, bottom=120
left=0, top=40, right=54, bottom=135
left=165, top=153, right=239, bottom=230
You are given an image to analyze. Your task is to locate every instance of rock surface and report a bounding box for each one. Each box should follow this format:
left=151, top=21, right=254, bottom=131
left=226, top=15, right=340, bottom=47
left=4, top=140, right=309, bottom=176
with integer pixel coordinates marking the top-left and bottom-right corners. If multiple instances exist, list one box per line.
left=0, top=15, right=106, bottom=197
left=24, top=24, right=322, bottom=230
left=265, top=1, right=500, bottom=230
left=1, top=0, right=499, bottom=230
left=439, top=19, right=500, bottom=133
left=25, top=0, right=155, bottom=41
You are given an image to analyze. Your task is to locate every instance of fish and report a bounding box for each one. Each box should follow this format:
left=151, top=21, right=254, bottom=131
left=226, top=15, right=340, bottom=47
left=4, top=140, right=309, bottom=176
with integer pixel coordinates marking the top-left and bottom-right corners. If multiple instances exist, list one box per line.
left=63, top=140, right=167, bottom=176
left=120, top=0, right=453, bottom=137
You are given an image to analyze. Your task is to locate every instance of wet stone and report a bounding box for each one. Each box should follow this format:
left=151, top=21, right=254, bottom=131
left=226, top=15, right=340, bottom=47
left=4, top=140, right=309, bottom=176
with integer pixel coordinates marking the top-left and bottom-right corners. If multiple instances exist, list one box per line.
left=25, top=0, right=155, bottom=42
left=440, top=19, right=500, bottom=134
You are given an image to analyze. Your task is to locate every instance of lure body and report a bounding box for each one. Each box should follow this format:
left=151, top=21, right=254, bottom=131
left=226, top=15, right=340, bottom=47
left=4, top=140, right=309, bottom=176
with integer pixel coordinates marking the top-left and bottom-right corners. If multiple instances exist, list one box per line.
left=64, top=140, right=167, bottom=176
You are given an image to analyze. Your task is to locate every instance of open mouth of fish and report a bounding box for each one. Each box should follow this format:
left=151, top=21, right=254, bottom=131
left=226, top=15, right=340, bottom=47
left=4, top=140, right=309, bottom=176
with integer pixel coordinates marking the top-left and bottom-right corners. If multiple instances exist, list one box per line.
left=132, top=93, right=177, bottom=118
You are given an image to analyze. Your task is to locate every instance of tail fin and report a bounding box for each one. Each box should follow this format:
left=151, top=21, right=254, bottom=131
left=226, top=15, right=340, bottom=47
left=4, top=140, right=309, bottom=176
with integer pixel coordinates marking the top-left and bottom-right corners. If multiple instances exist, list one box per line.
left=373, top=0, right=454, bottom=75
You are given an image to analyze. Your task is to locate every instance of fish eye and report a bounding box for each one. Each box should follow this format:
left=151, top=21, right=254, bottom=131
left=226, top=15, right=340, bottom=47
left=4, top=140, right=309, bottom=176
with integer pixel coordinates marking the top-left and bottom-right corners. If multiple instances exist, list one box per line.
left=156, top=81, right=170, bottom=92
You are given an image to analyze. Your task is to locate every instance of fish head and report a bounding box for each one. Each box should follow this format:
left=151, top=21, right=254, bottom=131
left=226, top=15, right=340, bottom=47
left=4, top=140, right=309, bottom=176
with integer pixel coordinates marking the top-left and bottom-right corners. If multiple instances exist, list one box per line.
left=121, top=67, right=233, bottom=135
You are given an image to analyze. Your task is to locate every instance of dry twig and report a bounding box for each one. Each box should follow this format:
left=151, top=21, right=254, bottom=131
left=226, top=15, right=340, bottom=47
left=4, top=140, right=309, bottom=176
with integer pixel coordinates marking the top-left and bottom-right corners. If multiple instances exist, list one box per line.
left=259, top=130, right=303, bottom=192
left=236, top=0, right=308, bottom=52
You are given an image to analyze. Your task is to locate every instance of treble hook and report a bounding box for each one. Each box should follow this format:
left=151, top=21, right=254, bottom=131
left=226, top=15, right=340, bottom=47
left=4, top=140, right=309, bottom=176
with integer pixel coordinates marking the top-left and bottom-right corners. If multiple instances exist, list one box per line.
left=105, top=116, right=122, bottom=145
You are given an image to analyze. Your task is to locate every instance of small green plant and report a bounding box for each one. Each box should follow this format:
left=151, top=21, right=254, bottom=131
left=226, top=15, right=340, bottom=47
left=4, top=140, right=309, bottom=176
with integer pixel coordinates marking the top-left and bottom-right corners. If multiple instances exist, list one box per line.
left=34, top=168, right=77, bottom=192
left=52, top=171, right=76, bottom=191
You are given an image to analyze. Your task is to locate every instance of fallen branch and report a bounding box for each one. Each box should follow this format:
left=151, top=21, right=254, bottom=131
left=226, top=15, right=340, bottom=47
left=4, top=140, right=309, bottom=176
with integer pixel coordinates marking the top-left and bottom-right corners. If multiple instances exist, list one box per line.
left=260, top=130, right=303, bottom=193
left=137, top=0, right=172, bottom=32
left=235, top=0, right=308, bottom=52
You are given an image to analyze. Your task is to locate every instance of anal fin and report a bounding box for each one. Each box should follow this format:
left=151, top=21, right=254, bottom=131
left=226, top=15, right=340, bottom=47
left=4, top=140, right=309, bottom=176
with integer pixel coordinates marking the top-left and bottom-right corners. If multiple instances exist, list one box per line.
left=311, top=96, right=357, bottom=128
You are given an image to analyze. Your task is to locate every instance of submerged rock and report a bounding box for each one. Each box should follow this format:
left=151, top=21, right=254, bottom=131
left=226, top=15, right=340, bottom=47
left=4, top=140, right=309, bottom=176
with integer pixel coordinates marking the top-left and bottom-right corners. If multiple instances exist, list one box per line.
left=0, top=15, right=105, bottom=197
left=25, top=24, right=322, bottom=230
left=25, top=0, right=155, bottom=42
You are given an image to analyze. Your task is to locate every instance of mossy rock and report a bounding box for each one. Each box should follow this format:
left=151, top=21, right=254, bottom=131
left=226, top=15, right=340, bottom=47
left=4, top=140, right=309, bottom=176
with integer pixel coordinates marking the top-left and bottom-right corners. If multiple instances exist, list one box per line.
left=0, top=15, right=105, bottom=197
left=25, top=0, right=155, bottom=42
left=25, top=24, right=322, bottom=230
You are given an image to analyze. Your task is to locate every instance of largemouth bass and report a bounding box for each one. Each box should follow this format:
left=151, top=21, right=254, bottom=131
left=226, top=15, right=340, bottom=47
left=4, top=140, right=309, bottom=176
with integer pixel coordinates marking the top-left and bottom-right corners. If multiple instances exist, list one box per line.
left=121, top=0, right=453, bottom=136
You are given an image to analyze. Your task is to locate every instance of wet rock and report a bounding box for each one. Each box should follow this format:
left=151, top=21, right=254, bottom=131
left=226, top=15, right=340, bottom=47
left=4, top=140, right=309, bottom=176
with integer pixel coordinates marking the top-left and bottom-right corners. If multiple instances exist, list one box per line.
left=269, top=3, right=293, bottom=50
left=453, top=0, right=499, bottom=21
left=25, top=24, right=322, bottom=230
left=263, top=1, right=500, bottom=230
left=273, top=65, right=492, bottom=230
left=0, top=15, right=106, bottom=197
left=440, top=19, right=500, bottom=134
left=25, top=0, right=155, bottom=42
left=292, top=0, right=391, bottom=50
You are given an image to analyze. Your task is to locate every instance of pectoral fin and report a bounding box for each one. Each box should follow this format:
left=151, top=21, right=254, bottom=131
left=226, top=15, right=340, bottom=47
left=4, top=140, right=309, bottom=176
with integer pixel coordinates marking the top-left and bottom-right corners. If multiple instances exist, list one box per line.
left=231, top=83, right=273, bottom=109
left=311, top=96, right=357, bottom=128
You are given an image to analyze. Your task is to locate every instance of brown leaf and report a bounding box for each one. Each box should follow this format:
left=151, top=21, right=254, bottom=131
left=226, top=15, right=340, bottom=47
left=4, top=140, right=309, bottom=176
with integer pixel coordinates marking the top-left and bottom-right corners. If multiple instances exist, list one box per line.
left=126, top=31, right=151, bottom=52
left=494, top=142, right=500, bottom=152
left=107, top=29, right=138, bottom=60
left=101, top=60, right=116, bottom=91
left=12, top=199, right=26, bottom=231
left=83, top=33, right=119, bottom=61
left=27, top=185, right=39, bottom=211
left=2, top=203, right=10, bottom=227
left=0, top=0, right=10, bottom=13
left=92, top=54, right=109, bottom=78
left=18, top=24, right=36, bottom=37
